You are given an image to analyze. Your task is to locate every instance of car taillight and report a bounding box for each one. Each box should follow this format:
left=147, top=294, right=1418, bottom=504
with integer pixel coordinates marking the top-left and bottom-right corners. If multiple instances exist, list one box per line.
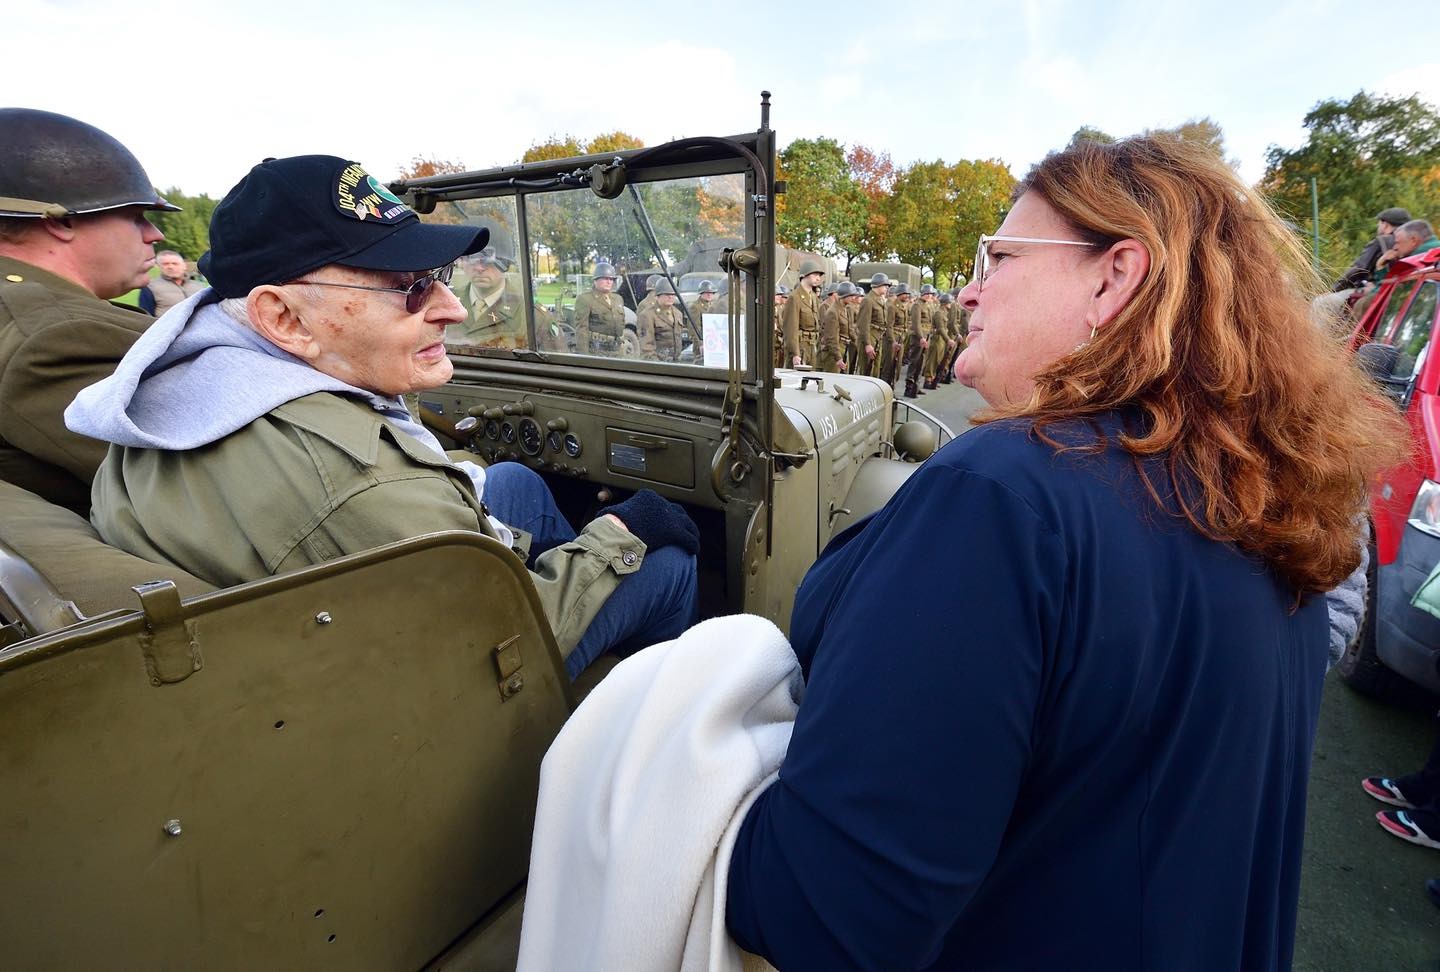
left=1408, top=479, right=1440, bottom=537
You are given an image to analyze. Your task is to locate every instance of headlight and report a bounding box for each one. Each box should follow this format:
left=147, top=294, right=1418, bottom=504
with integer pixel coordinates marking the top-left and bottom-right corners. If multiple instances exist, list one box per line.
left=1408, top=479, right=1440, bottom=537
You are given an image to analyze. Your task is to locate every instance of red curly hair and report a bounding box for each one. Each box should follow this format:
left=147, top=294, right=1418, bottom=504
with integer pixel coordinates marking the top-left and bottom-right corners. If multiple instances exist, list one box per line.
left=978, top=135, right=1407, bottom=596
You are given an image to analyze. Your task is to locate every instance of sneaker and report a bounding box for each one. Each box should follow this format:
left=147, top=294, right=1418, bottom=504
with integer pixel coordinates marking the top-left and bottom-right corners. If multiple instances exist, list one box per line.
left=1362, top=776, right=1415, bottom=808
left=1377, top=809, right=1440, bottom=849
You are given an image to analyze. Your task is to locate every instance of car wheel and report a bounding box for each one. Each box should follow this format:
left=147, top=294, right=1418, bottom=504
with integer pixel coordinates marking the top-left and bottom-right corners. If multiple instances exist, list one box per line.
left=1337, top=538, right=1438, bottom=708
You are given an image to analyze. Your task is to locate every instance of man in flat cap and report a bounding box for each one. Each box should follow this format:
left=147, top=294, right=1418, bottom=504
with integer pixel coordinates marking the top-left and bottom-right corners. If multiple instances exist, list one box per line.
left=67, top=155, right=698, bottom=679
left=0, top=108, right=175, bottom=513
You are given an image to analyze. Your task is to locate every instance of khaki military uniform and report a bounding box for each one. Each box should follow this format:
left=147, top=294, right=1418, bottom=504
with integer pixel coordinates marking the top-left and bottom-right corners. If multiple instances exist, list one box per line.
left=781, top=284, right=820, bottom=366
left=0, top=256, right=151, bottom=514
left=573, top=289, right=628, bottom=356
left=904, top=299, right=932, bottom=387
left=453, top=279, right=565, bottom=352
left=882, top=297, right=910, bottom=385
left=685, top=296, right=717, bottom=327
left=923, top=304, right=951, bottom=382
left=817, top=299, right=844, bottom=373
left=943, top=304, right=969, bottom=381
left=840, top=300, right=859, bottom=373
left=855, top=290, right=886, bottom=377
left=91, top=391, right=647, bottom=657
left=637, top=303, right=697, bottom=362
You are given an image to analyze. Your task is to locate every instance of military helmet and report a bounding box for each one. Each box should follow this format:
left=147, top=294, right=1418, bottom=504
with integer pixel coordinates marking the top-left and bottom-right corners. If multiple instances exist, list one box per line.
left=646, top=273, right=661, bottom=288
left=894, top=283, right=911, bottom=296
left=836, top=280, right=859, bottom=297
left=798, top=257, right=825, bottom=277
left=472, top=223, right=516, bottom=269
left=939, top=292, right=954, bottom=304
left=869, top=272, right=892, bottom=288
left=920, top=284, right=938, bottom=296
left=821, top=282, right=836, bottom=297
left=775, top=284, right=791, bottom=297
left=698, top=279, right=717, bottom=295
left=653, top=279, right=676, bottom=295
left=0, top=108, right=180, bottom=219
left=593, top=263, right=618, bottom=280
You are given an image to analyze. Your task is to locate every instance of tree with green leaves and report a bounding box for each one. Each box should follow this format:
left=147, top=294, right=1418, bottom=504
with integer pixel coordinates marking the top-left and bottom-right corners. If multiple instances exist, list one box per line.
left=776, top=138, right=867, bottom=265
left=148, top=190, right=218, bottom=263
left=1261, top=92, right=1440, bottom=277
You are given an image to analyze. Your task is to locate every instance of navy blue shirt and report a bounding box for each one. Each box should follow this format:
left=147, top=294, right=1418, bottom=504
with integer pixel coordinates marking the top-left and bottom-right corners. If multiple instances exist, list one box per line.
left=726, top=415, right=1327, bottom=971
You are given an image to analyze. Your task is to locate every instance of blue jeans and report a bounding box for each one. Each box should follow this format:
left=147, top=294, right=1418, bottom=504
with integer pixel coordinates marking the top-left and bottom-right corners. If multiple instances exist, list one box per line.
left=483, top=463, right=699, bottom=680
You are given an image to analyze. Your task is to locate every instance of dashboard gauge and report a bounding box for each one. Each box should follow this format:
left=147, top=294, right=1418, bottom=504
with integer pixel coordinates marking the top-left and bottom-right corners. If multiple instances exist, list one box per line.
left=563, top=433, right=582, bottom=459
left=519, top=418, right=543, bottom=456
left=484, top=419, right=500, bottom=440
left=500, top=422, right=517, bottom=444
left=548, top=430, right=565, bottom=454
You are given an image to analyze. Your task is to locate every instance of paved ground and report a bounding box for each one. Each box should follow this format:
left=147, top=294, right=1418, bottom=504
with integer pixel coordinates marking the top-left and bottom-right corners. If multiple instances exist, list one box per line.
left=910, top=374, right=1440, bottom=967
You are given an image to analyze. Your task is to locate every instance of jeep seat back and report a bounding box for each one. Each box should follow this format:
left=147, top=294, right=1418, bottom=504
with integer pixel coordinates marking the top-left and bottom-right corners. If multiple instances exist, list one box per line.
left=0, top=530, right=572, bottom=970
left=0, top=479, right=213, bottom=640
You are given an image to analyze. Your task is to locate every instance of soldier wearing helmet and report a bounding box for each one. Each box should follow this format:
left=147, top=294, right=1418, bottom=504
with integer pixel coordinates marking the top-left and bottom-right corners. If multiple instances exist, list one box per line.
left=903, top=284, right=939, bottom=398
left=0, top=108, right=177, bottom=513
left=922, top=291, right=957, bottom=390
left=839, top=280, right=864, bottom=372
left=451, top=224, right=564, bottom=352
left=685, top=279, right=718, bottom=329
left=772, top=284, right=790, bottom=368
left=637, top=279, right=698, bottom=363
left=882, top=283, right=912, bottom=387
left=573, top=262, right=628, bottom=357
left=817, top=279, right=853, bottom=373
left=636, top=273, right=664, bottom=316
left=942, top=281, right=969, bottom=383
left=782, top=257, right=825, bottom=368
left=855, top=273, right=890, bottom=378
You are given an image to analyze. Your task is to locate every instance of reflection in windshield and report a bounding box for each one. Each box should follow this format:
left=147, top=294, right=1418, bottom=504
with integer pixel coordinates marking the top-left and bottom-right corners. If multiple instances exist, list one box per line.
left=423, top=172, right=747, bottom=368
left=529, top=173, right=746, bottom=367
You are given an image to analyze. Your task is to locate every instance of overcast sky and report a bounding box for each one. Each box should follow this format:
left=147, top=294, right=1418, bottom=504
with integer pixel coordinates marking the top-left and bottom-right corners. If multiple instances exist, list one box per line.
left=11, top=0, right=1440, bottom=198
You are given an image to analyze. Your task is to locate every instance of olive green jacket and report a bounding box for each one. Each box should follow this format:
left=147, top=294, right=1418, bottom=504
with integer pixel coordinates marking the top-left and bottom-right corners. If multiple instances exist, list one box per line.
left=781, top=285, right=820, bottom=362
left=573, top=290, right=627, bottom=355
left=91, top=391, right=646, bottom=656
left=0, top=256, right=151, bottom=514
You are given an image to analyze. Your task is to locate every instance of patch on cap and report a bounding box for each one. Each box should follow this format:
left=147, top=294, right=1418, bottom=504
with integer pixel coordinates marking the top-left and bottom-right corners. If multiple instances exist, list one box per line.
left=334, top=162, right=413, bottom=224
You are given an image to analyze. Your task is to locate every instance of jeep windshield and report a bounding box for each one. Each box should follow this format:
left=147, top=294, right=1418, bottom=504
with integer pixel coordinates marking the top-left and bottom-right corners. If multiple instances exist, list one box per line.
left=394, top=143, right=760, bottom=377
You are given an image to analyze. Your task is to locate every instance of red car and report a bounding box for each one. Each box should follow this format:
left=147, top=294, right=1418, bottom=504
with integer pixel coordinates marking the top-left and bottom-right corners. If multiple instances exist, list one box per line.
left=1337, top=246, right=1440, bottom=701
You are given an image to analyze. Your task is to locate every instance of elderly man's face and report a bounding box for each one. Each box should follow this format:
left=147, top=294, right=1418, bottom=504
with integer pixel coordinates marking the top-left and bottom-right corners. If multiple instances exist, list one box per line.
left=1396, top=230, right=1426, bottom=257
left=469, top=258, right=505, bottom=292
left=291, top=265, right=465, bottom=396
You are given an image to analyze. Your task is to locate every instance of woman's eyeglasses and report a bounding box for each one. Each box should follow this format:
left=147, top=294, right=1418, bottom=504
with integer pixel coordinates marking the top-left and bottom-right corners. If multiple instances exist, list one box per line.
left=974, top=236, right=1098, bottom=292
left=289, top=263, right=456, bottom=313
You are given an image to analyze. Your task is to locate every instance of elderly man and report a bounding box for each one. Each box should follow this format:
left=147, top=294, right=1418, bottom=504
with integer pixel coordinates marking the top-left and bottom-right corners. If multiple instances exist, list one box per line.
left=66, top=155, right=698, bottom=680
left=143, top=250, right=204, bottom=316
left=1375, top=219, right=1440, bottom=283
left=0, top=108, right=176, bottom=514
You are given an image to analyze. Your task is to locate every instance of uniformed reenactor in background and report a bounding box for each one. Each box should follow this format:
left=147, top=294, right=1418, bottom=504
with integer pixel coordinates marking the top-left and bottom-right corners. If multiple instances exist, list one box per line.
left=903, top=283, right=938, bottom=398
left=942, top=281, right=968, bottom=383
left=636, top=273, right=664, bottom=316
left=772, top=284, right=789, bottom=368
left=637, top=279, right=699, bottom=363
left=922, top=291, right=957, bottom=389
left=839, top=280, right=863, bottom=372
left=0, top=107, right=177, bottom=514
left=573, top=262, right=628, bottom=356
left=782, top=258, right=824, bottom=368
left=817, top=280, right=849, bottom=373
left=882, top=283, right=912, bottom=387
left=451, top=227, right=564, bottom=351
left=686, top=279, right=719, bottom=329
left=855, top=273, right=890, bottom=378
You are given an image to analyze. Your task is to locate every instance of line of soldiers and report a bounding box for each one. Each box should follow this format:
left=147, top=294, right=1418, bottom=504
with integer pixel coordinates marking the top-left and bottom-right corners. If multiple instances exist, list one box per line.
left=773, top=269, right=970, bottom=397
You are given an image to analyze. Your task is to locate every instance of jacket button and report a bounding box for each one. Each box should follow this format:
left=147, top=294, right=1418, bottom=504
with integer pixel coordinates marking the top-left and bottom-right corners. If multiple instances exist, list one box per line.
left=622, top=551, right=638, bottom=566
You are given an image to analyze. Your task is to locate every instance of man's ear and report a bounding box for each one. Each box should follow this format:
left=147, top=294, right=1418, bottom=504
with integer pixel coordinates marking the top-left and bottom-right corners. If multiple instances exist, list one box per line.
left=1088, top=239, right=1150, bottom=332
left=247, top=286, right=319, bottom=361
left=38, top=217, right=76, bottom=243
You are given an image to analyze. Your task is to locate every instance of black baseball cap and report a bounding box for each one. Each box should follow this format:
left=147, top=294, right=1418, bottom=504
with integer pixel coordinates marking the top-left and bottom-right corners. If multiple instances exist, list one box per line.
left=199, top=155, right=488, bottom=298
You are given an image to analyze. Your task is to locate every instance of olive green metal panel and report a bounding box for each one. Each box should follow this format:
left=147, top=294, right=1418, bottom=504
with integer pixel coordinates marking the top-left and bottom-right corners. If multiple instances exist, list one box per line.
left=0, top=532, right=571, bottom=970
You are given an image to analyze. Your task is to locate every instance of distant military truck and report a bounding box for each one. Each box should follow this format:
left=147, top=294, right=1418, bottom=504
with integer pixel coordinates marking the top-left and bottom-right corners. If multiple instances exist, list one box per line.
left=849, top=260, right=923, bottom=292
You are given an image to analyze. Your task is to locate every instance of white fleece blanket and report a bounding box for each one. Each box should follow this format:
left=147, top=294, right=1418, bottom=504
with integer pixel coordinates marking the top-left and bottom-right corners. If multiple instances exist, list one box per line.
left=516, top=614, right=799, bottom=972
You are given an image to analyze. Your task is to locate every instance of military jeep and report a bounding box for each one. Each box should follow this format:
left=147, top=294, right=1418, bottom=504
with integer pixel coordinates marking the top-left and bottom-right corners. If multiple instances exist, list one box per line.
left=0, top=93, right=951, bottom=969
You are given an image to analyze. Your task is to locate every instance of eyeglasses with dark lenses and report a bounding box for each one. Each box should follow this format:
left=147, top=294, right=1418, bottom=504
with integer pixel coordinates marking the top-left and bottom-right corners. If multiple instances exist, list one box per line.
left=289, top=263, right=456, bottom=313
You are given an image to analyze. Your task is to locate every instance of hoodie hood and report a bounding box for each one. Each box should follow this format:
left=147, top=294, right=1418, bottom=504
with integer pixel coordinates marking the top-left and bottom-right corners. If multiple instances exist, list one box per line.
left=65, top=287, right=404, bottom=450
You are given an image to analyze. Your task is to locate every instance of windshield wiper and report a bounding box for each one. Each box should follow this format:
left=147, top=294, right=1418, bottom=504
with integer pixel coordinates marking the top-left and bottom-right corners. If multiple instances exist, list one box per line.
left=626, top=185, right=699, bottom=342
